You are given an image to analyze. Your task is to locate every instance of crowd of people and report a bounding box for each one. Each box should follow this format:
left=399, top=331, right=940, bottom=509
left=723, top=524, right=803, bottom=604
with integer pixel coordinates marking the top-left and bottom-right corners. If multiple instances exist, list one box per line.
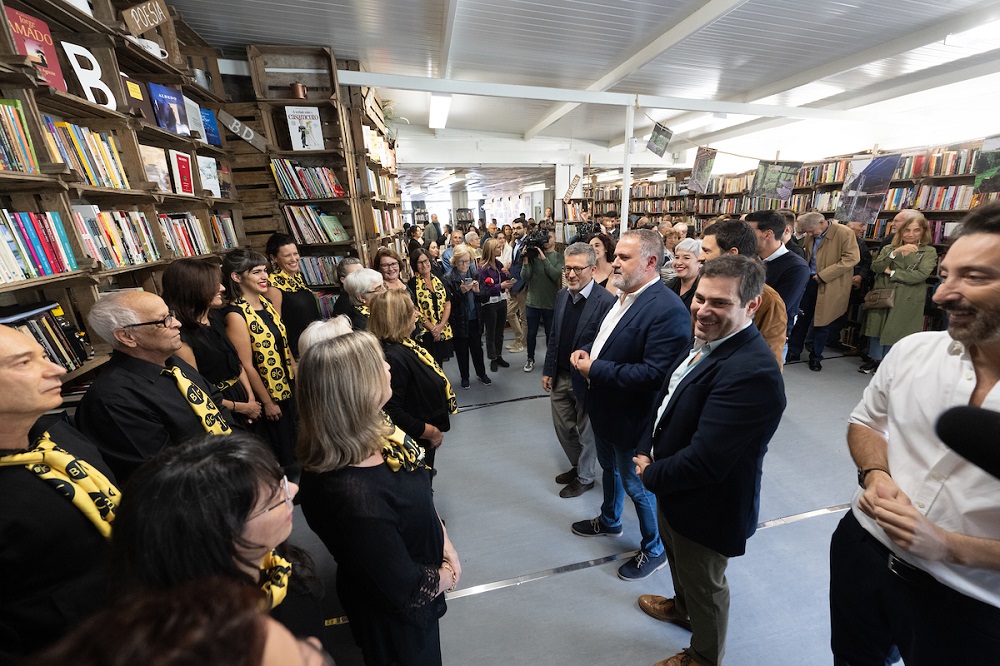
left=1, top=200, right=998, bottom=666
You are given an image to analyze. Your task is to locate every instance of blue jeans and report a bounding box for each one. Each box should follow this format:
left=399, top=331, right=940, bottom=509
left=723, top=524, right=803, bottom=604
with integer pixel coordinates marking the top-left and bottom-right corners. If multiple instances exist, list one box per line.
left=595, top=434, right=664, bottom=557
left=525, top=306, right=553, bottom=361
left=868, top=336, right=891, bottom=361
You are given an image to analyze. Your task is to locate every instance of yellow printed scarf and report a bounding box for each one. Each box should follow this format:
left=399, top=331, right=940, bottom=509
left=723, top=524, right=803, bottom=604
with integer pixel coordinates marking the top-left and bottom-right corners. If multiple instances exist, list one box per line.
left=358, top=304, right=370, bottom=318
left=260, top=549, right=292, bottom=608
left=161, top=365, right=232, bottom=435
left=234, top=297, right=294, bottom=402
left=379, top=411, right=427, bottom=472
left=413, top=275, right=453, bottom=341
left=270, top=269, right=310, bottom=293
left=0, top=432, right=120, bottom=538
left=401, top=337, right=458, bottom=415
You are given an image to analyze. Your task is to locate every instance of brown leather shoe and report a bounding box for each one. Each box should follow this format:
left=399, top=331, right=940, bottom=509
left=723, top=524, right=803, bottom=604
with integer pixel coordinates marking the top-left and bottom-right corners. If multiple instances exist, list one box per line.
left=654, top=648, right=696, bottom=666
left=638, top=595, right=692, bottom=631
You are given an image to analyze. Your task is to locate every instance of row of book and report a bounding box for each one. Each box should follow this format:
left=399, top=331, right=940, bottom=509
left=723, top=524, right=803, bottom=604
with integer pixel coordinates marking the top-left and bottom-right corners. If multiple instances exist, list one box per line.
left=903, top=149, right=980, bottom=178
left=629, top=181, right=687, bottom=198
left=365, top=167, right=398, bottom=202
left=0, top=209, right=79, bottom=282
left=210, top=213, right=239, bottom=249
left=0, top=302, right=91, bottom=372
left=316, top=292, right=339, bottom=319
left=630, top=198, right=690, bottom=213
left=883, top=187, right=914, bottom=212
left=283, top=205, right=351, bottom=245
left=299, top=255, right=346, bottom=287
left=0, top=99, right=39, bottom=173
left=70, top=205, right=159, bottom=268
left=271, top=158, right=347, bottom=200
left=913, top=184, right=977, bottom=211
left=42, top=116, right=130, bottom=189
left=795, top=160, right=850, bottom=188
left=159, top=212, right=212, bottom=257
left=362, top=127, right=396, bottom=170
left=371, top=206, right=401, bottom=237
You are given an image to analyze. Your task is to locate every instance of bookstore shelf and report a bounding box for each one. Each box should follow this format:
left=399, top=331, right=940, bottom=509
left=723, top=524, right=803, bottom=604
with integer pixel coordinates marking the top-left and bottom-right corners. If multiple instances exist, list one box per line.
left=34, top=88, right=127, bottom=120
left=0, top=171, right=67, bottom=191
left=0, top=270, right=92, bottom=294
left=271, top=148, right=345, bottom=159
left=181, top=83, right=226, bottom=106
left=278, top=197, right=350, bottom=205
left=0, top=58, right=41, bottom=86
left=97, top=259, right=170, bottom=277
left=69, top=185, right=157, bottom=203
left=113, top=39, right=189, bottom=80
left=134, top=121, right=199, bottom=150
left=256, top=98, right=338, bottom=108
left=8, top=0, right=114, bottom=34
left=62, top=350, right=111, bottom=383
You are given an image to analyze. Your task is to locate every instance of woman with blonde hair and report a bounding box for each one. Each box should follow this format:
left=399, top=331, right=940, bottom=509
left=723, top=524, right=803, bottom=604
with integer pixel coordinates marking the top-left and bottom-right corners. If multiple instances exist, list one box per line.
left=443, top=244, right=490, bottom=388
left=478, top=238, right=513, bottom=372
left=368, top=289, right=457, bottom=471
left=297, top=332, right=460, bottom=666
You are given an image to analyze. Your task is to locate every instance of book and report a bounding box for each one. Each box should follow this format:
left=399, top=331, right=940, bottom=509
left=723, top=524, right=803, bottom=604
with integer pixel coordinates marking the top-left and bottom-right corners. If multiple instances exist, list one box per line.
left=217, top=161, right=233, bottom=199
left=200, top=109, right=222, bottom=146
left=183, top=96, right=206, bottom=143
left=196, top=155, right=221, bottom=197
left=285, top=106, right=324, bottom=151
left=147, top=83, right=190, bottom=136
left=168, top=149, right=194, bottom=195
left=4, top=8, right=67, bottom=92
left=317, top=212, right=349, bottom=242
left=138, top=144, right=171, bottom=193
left=120, top=73, right=155, bottom=122
left=0, top=99, right=39, bottom=172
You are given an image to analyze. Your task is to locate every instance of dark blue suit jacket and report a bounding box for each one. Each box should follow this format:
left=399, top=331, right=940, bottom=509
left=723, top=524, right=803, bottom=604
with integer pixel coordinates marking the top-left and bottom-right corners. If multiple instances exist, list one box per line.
left=542, top=281, right=616, bottom=398
left=582, top=280, right=690, bottom=448
left=508, top=238, right=527, bottom=295
left=638, top=325, right=785, bottom=557
left=765, top=251, right=809, bottom=330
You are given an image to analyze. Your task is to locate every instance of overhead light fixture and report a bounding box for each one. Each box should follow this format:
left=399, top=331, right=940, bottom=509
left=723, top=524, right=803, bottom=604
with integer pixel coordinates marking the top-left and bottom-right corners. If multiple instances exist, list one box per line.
left=428, top=94, right=452, bottom=129
left=945, top=21, right=1000, bottom=48
left=647, top=172, right=671, bottom=182
left=595, top=171, right=622, bottom=183
left=522, top=182, right=547, bottom=192
left=438, top=175, right=464, bottom=187
left=408, top=186, right=423, bottom=196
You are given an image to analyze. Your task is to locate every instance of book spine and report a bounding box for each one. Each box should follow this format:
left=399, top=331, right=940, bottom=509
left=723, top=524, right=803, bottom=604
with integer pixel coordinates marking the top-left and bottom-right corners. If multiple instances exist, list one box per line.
left=15, top=212, right=52, bottom=275
left=32, top=211, right=66, bottom=273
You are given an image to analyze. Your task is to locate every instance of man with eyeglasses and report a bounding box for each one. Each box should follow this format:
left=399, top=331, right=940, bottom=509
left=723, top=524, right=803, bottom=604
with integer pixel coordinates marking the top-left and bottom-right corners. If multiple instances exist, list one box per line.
left=542, top=242, right=616, bottom=498
left=77, top=291, right=234, bottom=483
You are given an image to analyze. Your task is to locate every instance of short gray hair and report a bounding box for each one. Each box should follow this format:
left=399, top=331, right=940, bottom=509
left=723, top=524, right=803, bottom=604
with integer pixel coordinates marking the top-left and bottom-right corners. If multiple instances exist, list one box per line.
left=675, top=238, right=703, bottom=257
left=564, top=242, right=596, bottom=265
left=335, top=256, right=362, bottom=285
left=464, top=230, right=479, bottom=244
left=87, top=292, right=141, bottom=349
left=297, top=315, right=354, bottom=354
left=621, top=229, right=664, bottom=267
left=344, top=268, right=382, bottom=305
left=797, top=211, right=825, bottom=231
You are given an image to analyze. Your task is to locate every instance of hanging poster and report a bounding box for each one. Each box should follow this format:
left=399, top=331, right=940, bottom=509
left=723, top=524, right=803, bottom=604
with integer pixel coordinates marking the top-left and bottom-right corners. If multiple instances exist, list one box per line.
left=974, top=134, right=1000, bottom=194
left=688, top=147, right=717, bottom=194
left=646, top=123, right=673, bottom=157
left=750, top=160, right=803, bottom=200
left=834, top=153, right=902, bottom=227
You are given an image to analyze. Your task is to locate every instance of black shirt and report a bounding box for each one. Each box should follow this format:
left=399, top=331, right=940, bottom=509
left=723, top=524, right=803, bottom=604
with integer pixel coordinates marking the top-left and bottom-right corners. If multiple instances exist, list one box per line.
left=333, top=292, right=368, bottom=331
left=278, top=289, right=321, bottom=358
left=76, top=351, right=234, bottom=484
left=180, top=309, right=243, bottom=388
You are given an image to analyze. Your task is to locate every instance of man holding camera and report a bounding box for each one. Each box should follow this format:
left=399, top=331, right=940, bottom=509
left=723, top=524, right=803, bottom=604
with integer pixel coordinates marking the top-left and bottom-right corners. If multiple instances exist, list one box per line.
left=521, top=230, right=564, bottom=373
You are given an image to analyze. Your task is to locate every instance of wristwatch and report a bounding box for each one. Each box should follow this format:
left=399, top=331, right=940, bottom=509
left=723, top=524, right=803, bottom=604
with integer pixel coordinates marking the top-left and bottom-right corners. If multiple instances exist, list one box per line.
left=858, top=467, right=890, bottom=488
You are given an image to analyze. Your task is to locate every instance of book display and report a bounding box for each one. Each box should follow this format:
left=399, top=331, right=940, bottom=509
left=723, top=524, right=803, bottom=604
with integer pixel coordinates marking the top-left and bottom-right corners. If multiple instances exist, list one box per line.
left=0, top=0, right=241, bottom=382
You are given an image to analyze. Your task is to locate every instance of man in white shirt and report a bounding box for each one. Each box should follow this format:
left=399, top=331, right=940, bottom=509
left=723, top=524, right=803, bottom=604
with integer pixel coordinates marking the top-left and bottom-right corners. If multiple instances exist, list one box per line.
left=568, top=230, right=690, bottom=580
left=829, top=203, right=1000, bottom=665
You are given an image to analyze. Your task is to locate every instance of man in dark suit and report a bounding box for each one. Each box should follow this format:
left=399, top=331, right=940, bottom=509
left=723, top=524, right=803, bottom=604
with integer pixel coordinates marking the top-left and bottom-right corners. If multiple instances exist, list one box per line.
left=633, top=254, right=786, bottom=666
left=542, top=242, right=616, bottom=498
left=569, top=229, right=690, bottom=580
left=746, top=210, right=810, bottom=336
left=505, top=218, right=528, bottom=353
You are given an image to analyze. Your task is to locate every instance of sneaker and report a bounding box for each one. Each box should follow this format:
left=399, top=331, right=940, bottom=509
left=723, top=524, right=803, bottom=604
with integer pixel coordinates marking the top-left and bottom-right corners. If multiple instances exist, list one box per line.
left=858, top=360, right=879, bottom=374
left=559, top=479, right=595, bottom=498
left=554, top=467, right=577, bottom=484
left=490, top=359, right=498, bottom=372
left=618, top=549, right=668, bottom=581
left=523, top=359, right=534, bottom=373
left=571, top=517, right=622, bottom=538
left=495, top=357, right=510, bottom=368
left=460, top=378, right=470, bottom=389
left=478, top=375, right=492, bottom=386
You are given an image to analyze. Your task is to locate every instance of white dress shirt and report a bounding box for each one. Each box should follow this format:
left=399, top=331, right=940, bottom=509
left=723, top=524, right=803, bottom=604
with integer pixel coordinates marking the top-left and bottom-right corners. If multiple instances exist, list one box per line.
left=849, top=331, right=1000, bottom=608
left=590, top=275, right=660, bottom=361
left=761, top=243, right=789, bottom=263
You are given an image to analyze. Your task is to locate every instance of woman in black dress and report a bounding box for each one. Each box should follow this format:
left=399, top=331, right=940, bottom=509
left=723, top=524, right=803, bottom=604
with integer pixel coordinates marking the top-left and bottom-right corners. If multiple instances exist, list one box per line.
left=297, top=332, right=460, bottom=666
left=407, top=247, right=453, bottom=366
left=222, top=249, right=297, bottom=471
left=264, top=233, right=322, bottom=359
left=161, top=258, right=261, bottom=430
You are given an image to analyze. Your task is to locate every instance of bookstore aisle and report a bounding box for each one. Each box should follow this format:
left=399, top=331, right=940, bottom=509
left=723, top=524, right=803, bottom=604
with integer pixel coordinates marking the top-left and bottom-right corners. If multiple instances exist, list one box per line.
left=289, top=336, right=871, bottom=665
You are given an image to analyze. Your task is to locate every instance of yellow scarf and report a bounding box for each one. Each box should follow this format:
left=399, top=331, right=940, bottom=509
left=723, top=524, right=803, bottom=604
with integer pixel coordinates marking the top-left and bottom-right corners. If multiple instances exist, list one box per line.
left=379, top=411, right=427, bottom=472
left=413, top=275, right=453, bottom=341
left=0, top=432, right=120, bottom=538
left=260, top=549, right=292, bottom=608
left=401, top=337, right=458, bottom=415
left=358, top=304, right=370, bottom=318
left=161, top=365, right=232, bottom=435
left=234, top=297, right=294, bottom=402
left=270, top=269, right=310, bottom=293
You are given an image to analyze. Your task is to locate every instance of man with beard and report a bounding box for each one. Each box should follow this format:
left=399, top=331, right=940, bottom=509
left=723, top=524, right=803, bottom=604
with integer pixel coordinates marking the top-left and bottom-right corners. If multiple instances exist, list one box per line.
left=829, top=203, right=1000, bottom=665
left=569, top=230, right=690, bottom=580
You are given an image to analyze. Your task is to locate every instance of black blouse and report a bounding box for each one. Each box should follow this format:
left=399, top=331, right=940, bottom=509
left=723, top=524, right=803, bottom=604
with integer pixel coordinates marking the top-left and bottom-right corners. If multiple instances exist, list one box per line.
left=279, top=289, right=321, bottom=358
left=180, top=309, right=243, bottom=388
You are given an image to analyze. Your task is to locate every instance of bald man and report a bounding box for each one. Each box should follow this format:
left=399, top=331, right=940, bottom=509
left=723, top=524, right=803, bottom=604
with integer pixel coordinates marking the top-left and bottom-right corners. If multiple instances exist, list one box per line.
left=76, top=291, right=233, bottom=482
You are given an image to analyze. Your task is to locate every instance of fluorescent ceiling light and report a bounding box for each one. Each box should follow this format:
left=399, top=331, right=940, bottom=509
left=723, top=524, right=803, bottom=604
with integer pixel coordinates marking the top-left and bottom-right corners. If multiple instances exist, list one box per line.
left=522, top=182, right=547, bottom=192
left=428, top=94, right=452, bottom=129
left=647, top=172, right=671, bottom=182
left=595, top=171, right=622, bottom=183
left=945, top=20, right=1000, bottom=48
left=438, top=175, right=464, bottom=187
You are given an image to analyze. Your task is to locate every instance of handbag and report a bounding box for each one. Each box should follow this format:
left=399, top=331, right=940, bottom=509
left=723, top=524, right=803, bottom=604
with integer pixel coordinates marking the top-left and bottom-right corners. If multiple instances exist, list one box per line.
left=863, top=287, right=896, bottom=310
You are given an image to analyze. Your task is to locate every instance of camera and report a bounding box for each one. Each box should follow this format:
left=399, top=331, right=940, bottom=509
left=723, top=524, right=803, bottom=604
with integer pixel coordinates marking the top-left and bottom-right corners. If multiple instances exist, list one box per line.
left=523, top=229, right=549, bottom=259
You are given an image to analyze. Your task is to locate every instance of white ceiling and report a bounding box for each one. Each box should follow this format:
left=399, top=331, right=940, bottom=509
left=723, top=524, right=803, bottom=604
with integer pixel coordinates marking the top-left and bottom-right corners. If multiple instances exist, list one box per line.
left=169, top=0, right=1000, bottom=191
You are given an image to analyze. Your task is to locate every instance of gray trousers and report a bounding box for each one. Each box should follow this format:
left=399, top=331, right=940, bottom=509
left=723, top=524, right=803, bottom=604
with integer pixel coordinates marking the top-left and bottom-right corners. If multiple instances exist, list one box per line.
left=550, top=371, right=597, bottom=484
left=660, top=511, right=730, bottom=666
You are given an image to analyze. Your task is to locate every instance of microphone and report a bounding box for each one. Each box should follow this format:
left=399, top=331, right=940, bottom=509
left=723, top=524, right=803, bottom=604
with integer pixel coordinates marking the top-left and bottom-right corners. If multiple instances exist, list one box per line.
left=935, top=406, right=1000, bottom=480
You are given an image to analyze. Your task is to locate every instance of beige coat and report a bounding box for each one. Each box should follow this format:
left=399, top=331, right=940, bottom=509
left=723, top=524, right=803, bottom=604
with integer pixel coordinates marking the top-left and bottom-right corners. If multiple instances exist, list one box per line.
left=802, top=222, right=861, bottom=326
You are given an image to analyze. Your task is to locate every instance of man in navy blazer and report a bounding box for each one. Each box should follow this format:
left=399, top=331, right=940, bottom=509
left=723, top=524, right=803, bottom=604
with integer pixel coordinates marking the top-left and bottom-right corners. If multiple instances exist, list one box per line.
left=542, top=242, right=616, bottom=498
left=569, top=229, right=691, bottom=581
left=633, top=255, right=786, bottom=666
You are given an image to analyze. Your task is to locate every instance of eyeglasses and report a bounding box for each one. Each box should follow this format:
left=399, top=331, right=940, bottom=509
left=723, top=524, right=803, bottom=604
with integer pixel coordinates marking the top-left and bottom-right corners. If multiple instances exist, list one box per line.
left=123, top=310, right=177, bottom=329
left=562, top=266, right=592, bottom=276
left=366, top=284, right=387, bottom=295
left=416, top=259, right=431, bottom=266
left=379, top=262, right=399, bottom=271
left=248, top=476, right=292, bottom=520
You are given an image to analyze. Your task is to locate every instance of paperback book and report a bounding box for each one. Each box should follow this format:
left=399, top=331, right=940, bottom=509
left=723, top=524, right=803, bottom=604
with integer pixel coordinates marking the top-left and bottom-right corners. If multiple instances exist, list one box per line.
left=138, top=144, right=171, bottom=193
left=120, top=73, right=155, bottom=122
left=183, top=96, right=206, bottom=143
left=200, top=109, right=223, bottom=146
left=197, top=156, right=221, bottom=197
left=285, top=106, right=324, bottom=151
left=147, top=83, right=190, bottom=136
left=168, top=149, right=194, bottom=195
left=4, top=8, right=66, bottom=92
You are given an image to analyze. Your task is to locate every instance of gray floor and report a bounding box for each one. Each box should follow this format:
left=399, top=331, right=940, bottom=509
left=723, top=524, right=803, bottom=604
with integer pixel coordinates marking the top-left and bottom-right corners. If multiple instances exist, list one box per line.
left=293, top=334, right=874, bottom=665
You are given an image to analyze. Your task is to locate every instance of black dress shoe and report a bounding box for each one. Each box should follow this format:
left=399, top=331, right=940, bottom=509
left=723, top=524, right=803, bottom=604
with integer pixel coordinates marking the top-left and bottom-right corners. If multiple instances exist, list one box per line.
left=785, top=352, right=801, bottom=363
left=495, top=357, right=510, bottom=368
left=559, top=479, right=595, bottom=498
left=490, top=359, right=498, bottom=372
left=808, top=359, right=822, bottom=371
left=555, top=467, right=577, bottom=484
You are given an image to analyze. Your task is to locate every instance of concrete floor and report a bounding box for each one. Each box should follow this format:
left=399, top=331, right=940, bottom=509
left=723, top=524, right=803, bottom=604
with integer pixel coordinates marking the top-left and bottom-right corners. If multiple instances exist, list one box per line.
left=292, top=334, right=874, bottom=665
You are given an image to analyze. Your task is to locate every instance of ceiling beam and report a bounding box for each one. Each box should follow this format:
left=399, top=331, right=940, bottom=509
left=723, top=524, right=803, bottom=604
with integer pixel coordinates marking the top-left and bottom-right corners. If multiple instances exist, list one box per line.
left=672, top=48, right=1000, bottom=148
left=521, top=0, right=750, bottom=140
left=609, top=0, right=1000, bottom=148
left=439, top=0, right=460, bottom=79
left=336, top=70, right=853, bottom=121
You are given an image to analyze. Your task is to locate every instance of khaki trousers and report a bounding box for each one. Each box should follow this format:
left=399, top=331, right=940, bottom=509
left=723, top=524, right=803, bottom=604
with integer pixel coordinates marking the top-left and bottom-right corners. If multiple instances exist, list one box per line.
left=506, top=288, right=527, bottom=346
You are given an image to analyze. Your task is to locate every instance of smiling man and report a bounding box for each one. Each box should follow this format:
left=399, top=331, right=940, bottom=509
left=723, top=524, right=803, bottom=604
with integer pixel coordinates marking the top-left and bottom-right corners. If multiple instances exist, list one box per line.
left=633, top=254, right=786, bottom=666
left=76, top=291, right=233, bottom=483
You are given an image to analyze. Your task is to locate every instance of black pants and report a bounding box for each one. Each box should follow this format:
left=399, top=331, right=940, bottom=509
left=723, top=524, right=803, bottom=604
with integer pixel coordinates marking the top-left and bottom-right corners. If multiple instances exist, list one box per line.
left=481, top=301, right=506, bottom=360
left=787, top=279, right=833, bottom=360
left=830, top=511, right=1000, bottom=665
left=454, top=318, right=486, bottom=380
